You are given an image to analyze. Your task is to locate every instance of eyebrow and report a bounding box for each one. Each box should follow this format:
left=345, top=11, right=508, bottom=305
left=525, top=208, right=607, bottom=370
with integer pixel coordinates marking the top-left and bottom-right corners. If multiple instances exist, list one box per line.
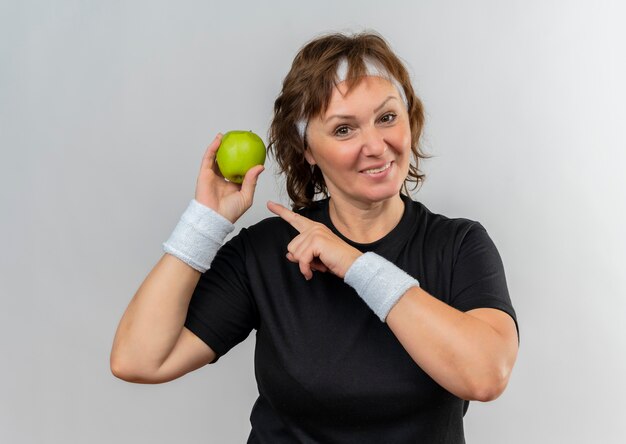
left=324, top=96, right=398, bottom=124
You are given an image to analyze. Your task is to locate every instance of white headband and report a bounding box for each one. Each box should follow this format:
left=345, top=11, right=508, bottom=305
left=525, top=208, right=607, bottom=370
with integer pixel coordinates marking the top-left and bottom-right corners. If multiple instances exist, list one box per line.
left=295, top=56, right=408, bottom=140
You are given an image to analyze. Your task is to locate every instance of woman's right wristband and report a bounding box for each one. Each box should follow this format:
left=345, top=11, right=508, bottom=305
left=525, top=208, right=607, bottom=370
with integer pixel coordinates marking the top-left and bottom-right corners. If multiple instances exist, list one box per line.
left=162, top=199, right=235, bottom=273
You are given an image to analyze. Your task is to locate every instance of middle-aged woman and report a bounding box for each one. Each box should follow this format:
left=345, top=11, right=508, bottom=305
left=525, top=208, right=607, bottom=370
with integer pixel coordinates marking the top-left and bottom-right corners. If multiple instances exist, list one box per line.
left=111, top=31, right=519, bottom=443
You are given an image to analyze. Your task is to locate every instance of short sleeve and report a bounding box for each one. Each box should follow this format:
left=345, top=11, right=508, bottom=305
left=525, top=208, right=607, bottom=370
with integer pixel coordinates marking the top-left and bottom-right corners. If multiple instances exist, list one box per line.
left=449, top=223, right=519, bottom=338
left=184, top=230, right=258, bottom=363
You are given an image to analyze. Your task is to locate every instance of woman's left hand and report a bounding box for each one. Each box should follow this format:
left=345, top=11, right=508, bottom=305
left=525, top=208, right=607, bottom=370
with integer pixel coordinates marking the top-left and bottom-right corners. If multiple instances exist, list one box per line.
left=267, top=201, right=362, bottom=280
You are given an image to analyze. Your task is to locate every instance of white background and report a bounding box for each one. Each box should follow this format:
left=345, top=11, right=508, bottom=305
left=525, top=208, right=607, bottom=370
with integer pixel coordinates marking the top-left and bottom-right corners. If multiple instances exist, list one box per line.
left=1, top=0, right=625, bottom=442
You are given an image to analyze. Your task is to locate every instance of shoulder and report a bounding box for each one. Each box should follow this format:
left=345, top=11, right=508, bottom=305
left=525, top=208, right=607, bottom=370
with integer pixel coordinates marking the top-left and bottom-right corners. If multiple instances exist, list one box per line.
left=241, top=199, right=328, bottom=238
left=407, top=198, right=483, bottom=248
left=231, top=216, right=293, bottom=248
left=245, top=215, right=292, bottom=235
left=410, top=200, right=505, bottom=271
left=231, top=217, right=300, bottom=249
left=225, top=200, right=330, bottom=258
left=400, top=198, right=505, bottom=272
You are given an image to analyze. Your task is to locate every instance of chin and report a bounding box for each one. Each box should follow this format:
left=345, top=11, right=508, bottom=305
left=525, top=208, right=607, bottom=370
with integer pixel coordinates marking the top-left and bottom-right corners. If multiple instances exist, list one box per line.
left=356, top=174, right=406, bottom=203
left=356, top=184, right=404, bottom=204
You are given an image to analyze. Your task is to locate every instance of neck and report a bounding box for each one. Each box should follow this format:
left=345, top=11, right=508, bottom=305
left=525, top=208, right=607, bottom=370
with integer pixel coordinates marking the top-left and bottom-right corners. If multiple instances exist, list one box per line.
left=328, top=194, right=405, bottom=244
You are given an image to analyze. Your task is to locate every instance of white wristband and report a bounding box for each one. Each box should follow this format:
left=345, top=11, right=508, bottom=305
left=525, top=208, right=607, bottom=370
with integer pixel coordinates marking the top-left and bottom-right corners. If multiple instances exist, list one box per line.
left=344, top=252, right=420, bottom=322
left=162, top=199, right=235, bottom=272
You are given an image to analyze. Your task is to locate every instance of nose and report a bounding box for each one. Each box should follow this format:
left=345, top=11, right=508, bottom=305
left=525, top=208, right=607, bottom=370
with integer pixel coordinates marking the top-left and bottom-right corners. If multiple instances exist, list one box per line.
left=361, top=126, right=387, bottom=157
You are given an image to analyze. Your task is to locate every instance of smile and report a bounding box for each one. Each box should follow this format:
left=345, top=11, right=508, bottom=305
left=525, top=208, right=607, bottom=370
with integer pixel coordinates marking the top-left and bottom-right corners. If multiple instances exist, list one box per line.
left=362, top=162, right=391, bottom=174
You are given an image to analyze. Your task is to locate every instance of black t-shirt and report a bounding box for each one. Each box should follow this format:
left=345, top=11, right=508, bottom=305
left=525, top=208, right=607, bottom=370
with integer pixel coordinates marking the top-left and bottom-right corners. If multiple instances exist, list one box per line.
left=184, top=194, right=518, bottom=443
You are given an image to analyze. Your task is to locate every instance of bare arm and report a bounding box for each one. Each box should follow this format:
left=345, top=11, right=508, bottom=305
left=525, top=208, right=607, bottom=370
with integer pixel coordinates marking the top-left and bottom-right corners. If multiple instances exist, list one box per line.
left=110, top=134, right=264, bottom=383
left=110, top=254, right=216, bottom=383
left=386, top=289, right=518, bottom=401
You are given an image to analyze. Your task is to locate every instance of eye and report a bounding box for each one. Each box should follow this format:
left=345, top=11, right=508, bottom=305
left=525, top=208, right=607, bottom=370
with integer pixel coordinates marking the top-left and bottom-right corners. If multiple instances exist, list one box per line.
left=333, top=125, right=352, bottom=137
left=379, top=112, right=397, bottom=124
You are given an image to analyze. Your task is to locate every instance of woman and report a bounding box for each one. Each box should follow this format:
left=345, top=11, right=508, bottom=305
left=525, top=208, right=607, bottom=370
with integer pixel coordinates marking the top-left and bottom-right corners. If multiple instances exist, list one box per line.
left=111, top=31, right=519, bottom=443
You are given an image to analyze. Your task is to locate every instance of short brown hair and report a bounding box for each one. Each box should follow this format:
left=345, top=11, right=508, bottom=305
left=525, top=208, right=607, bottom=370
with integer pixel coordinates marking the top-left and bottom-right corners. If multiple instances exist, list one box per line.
left=268, top=31, right=429, bottom=209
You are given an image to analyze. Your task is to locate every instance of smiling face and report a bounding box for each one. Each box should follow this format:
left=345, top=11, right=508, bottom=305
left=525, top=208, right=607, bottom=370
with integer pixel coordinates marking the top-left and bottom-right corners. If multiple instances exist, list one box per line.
left=305, top=76, right=412, bottom=208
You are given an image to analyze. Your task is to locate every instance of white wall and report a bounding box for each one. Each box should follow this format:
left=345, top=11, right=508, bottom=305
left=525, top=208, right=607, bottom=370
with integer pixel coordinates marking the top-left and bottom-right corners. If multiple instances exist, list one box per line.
left=1, top=0, right=625, bottom=442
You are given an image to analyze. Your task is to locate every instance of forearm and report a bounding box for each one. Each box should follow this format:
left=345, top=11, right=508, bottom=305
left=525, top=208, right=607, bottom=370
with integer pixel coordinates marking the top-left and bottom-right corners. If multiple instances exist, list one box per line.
left=110, top=254, right=200, bottom=376
left=111, top=134, right=263, bottom=381
left=386, top=287, right=516, bottom=401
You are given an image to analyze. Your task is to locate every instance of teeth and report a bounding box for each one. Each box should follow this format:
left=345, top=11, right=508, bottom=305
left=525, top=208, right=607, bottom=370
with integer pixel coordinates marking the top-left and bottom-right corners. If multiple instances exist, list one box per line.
left=364, top=163, right=390, bottom=174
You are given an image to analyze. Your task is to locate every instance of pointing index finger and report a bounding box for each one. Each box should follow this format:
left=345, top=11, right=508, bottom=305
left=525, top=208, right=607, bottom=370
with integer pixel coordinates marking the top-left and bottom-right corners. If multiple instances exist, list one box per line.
left=267, top=201, right=310, bottom=233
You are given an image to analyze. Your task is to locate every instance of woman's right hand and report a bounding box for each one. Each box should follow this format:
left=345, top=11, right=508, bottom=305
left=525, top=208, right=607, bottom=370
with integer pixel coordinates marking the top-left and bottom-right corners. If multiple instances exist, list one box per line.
left=194, top=133, right=265, bottom=223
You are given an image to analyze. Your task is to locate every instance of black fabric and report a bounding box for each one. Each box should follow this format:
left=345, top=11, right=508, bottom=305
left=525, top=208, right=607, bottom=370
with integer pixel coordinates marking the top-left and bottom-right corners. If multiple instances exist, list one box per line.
left=184, top=194, right=518, bottom=443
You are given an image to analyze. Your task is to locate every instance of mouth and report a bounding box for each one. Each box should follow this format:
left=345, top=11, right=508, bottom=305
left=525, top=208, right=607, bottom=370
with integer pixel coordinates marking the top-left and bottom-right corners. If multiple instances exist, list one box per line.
left=361, top=162, right=392, bottom=175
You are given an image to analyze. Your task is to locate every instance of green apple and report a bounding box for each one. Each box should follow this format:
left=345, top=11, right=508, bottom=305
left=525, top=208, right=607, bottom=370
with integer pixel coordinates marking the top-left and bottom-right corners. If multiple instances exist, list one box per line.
left=216, top=130, right=266, bottom=184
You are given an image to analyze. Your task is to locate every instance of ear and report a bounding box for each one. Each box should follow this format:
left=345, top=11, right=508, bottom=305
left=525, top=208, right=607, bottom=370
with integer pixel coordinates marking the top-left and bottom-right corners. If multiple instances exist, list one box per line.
left=304, top=149, right=316, bottom=166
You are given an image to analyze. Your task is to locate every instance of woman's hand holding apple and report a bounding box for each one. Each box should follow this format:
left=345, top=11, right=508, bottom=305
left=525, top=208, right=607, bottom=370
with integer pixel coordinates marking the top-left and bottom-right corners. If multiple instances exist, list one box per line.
left=195, top=133, right=265, bottom=224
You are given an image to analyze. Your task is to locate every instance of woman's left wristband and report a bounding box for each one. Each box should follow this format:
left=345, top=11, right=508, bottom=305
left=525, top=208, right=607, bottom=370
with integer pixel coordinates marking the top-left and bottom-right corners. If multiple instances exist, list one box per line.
left=344, top=252, right=420, bottom=322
